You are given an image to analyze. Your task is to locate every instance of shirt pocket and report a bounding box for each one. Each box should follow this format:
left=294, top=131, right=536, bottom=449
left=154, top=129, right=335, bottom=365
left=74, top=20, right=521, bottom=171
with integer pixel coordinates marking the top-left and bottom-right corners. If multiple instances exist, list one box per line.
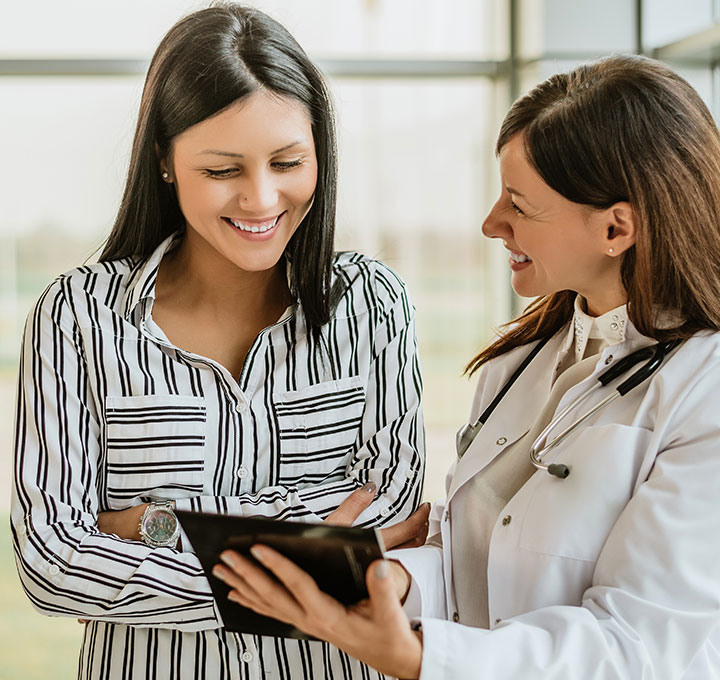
left=517, top=423, right=652, bottom=563
left=274, top=376, right=366, bottom=487
left=104, top=394, right=207, bottom=509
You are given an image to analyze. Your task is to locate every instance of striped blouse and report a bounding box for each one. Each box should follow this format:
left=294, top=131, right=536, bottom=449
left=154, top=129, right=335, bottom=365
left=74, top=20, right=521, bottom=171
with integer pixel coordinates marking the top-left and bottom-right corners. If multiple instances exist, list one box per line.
left=11, top=234, right=425, bottom=680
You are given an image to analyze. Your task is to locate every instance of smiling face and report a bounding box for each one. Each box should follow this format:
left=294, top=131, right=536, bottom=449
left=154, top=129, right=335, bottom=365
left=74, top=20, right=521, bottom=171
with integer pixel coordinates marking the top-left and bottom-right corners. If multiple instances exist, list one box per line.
left=162, top=90, right=318, bottom=274
left=482, top=134, right=634, bottom=316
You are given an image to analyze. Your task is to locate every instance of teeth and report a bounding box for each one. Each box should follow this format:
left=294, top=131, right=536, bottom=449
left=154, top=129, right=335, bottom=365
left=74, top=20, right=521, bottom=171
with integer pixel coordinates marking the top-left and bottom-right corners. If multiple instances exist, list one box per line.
left=227, top=216, right=279, bottom=233
left=510, top=251, right=531, bottom=263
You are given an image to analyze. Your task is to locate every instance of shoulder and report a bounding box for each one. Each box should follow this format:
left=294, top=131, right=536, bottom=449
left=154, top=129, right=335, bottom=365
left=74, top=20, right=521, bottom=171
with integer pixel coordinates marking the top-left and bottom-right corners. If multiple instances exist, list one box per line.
left=28, top=257, right=137, bottom=319
left=658, top=331, right=720, bottom=391
left=331, top=251, right=414, bottom=320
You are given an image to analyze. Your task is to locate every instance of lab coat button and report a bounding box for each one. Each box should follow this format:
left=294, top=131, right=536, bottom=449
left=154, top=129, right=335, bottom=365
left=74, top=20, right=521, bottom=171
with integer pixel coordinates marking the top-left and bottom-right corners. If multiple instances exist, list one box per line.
left=241, top=651, right=253, bottom=663
left=501, top=515, right=512, bottom=526
left=452, top=612, right=460, bottom=622
left=605, top=355, right=614, bottom=365
left=496, top=436, right=507, bottom=445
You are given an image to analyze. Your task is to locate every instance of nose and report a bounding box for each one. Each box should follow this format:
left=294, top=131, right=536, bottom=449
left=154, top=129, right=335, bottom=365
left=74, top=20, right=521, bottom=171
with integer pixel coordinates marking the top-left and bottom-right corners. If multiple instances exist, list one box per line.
left=481, top=195, right=513, bottom=241
left=238, top=169, right=278, bottom=213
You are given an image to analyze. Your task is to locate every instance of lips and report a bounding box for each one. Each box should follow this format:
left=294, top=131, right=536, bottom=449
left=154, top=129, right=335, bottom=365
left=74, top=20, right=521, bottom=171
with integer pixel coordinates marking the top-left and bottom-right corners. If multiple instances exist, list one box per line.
left=222, top=213, right=283, bottom=233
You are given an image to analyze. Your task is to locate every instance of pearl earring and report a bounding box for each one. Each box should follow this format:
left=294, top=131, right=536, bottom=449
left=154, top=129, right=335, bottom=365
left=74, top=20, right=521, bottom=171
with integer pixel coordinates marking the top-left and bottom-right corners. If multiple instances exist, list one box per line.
left=608, top=247, right=614, bottom=254
left=161, top=171, right=169, bottom=180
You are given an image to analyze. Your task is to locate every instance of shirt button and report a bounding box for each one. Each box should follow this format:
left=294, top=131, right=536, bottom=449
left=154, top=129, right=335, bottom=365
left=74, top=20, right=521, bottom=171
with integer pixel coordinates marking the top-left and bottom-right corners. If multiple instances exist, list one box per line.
left=235, top=401, right=248, bottom=414
left=605, top=355, right=614, bottom=365
left=496, top=436, right=507, bottom=445
left=405, top=468, right=415, bottom=479
left=241, top=651, right=253, bottom=663
left=452, top=611, right=460, bottom=622
left=48, top=564, right=60, bottom=576
left=18, top=525, right=26, bottom=535
left=236, top=466, right=249, bottom=479
left=379, top=508, right=391, bottom=518
left=501, top=515, right=512, bottom=526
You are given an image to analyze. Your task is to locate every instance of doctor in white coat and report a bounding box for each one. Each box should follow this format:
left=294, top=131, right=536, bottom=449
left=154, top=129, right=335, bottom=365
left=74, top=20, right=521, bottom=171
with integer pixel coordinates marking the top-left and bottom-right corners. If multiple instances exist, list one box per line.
left=212, top=54, right=720, bottom=680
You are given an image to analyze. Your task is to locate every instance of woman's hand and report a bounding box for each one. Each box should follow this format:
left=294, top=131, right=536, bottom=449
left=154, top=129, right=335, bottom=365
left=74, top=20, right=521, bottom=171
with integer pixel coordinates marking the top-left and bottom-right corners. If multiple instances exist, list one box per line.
left=325, top=484, right=431, bottom=550
left=213, top=548, right=423, bottom=679
left=97, top=504, right=148, bottom=541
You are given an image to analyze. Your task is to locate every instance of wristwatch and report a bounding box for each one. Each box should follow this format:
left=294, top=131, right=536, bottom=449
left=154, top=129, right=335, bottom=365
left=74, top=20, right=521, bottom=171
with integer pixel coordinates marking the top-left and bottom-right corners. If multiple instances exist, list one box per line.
left=138, top=501, right=180, bottom=548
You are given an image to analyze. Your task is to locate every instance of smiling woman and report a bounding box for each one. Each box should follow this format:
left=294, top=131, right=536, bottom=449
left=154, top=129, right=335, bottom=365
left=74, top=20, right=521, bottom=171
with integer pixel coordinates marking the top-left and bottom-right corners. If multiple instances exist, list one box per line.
left=10, top=5, right=426, bottom=680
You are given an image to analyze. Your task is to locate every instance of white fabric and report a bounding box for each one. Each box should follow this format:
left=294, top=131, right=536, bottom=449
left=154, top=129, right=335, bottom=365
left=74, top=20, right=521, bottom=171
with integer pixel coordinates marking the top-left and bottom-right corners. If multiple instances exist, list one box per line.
left=398, top=320, right=720, bottom=679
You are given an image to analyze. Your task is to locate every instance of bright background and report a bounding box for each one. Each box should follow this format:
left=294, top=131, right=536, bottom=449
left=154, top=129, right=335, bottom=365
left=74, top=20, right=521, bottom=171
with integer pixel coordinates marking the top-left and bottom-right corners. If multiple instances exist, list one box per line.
left=2, top=0, right=720, bottom=676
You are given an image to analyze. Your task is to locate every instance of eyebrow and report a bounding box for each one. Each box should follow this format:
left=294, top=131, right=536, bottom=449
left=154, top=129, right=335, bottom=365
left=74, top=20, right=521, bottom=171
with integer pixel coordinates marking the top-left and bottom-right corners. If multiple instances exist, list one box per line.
left=198, top=141, right=306, bottom=157
left=505, top=186, right=524, bottom=197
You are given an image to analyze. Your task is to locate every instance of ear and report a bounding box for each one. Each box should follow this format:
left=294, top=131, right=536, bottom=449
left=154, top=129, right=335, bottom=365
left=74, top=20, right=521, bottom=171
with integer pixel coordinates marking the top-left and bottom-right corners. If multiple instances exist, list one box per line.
left=600, top=201, right=635, bottom=257
left=155, top=143, right=173, bottom=182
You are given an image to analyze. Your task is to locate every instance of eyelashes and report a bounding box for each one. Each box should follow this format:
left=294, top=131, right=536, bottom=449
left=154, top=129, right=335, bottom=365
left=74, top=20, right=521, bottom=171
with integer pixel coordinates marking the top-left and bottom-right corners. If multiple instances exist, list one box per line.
left=510, top=200, right=525, bottom=216
left=203, top=160, right=304, bottom=178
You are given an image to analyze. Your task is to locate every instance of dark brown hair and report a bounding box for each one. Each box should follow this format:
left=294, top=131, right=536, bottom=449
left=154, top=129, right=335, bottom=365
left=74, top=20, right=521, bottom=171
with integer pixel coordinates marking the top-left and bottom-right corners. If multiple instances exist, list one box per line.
left=100, top=3, right=338, bottom=332
left=467, top=54, right=720, bottom=374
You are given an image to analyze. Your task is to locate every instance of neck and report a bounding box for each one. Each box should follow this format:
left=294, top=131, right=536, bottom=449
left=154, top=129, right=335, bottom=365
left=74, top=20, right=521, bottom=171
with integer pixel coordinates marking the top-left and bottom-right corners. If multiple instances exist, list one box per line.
left=157, top=232, right=291, bottom=316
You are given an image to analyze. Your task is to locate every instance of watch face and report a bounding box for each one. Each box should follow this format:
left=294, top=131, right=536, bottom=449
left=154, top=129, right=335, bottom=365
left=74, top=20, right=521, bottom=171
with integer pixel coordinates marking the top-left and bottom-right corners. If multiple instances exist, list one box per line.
left=144, top=508, right=177, bottom=543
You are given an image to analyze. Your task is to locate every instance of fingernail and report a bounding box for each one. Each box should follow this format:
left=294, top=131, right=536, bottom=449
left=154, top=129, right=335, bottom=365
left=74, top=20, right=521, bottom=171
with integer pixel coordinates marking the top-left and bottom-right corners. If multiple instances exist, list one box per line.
left=212, top=566, right=227, bottom=582
left=376, top=560, right=388, bottom=579
left=250, top=546, right=265, bottom=563
left=228, top=591, right=241, bottom=604
left=362, top=482, right=377, bottom=495
left=220, top=551, right=238, bottom=568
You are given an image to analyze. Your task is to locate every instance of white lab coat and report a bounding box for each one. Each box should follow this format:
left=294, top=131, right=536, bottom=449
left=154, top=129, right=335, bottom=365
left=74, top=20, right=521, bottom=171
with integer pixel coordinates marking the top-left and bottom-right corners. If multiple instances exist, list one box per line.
left=396, top=321, right=720, bottom=679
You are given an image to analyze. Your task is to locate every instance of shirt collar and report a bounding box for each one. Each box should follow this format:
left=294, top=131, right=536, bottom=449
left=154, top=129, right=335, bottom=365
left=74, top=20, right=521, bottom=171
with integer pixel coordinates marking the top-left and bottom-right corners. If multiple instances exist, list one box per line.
left=572, top=296, right=628, bottom=360
left=121, top=233, right=179, bottom=321
left=559, top=296, right=630, bottom=360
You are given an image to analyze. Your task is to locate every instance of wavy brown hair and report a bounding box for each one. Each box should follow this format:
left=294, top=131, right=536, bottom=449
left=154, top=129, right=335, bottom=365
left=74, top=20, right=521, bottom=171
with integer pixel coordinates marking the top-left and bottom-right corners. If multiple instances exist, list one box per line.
left=467, top=54, right=720, bottom=374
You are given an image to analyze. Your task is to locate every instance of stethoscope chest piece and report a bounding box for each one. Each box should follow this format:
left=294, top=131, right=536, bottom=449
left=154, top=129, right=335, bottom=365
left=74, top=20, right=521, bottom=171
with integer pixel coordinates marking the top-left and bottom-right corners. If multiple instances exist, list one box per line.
left=456, top=422, right=480, bottom=459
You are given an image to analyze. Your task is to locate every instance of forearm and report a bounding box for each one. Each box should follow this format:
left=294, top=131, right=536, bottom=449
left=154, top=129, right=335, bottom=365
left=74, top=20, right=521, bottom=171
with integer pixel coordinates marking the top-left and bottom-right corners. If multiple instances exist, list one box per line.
left=13, top=505, right=220, bottom=629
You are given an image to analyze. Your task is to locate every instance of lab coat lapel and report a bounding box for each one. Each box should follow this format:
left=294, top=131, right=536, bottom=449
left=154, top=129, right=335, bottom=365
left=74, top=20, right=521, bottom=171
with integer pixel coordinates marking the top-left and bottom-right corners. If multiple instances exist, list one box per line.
left=447, top=333, right=563, bottom=502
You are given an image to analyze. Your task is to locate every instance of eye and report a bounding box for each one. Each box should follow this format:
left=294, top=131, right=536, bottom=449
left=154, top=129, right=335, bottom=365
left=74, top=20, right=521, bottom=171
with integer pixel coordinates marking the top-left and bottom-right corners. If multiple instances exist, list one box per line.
left=510, top=200, right=525, bottom=216
left=272, top=160, right=303, bottom=172
left=204, top=168, right=238, bottom=178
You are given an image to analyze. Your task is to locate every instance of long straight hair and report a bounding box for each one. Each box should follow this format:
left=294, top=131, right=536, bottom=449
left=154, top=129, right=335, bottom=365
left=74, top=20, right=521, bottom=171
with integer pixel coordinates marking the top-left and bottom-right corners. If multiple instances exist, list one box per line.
left=467, top=55, right=720, bottom=374
left=100, top=3, right=338, bottom=332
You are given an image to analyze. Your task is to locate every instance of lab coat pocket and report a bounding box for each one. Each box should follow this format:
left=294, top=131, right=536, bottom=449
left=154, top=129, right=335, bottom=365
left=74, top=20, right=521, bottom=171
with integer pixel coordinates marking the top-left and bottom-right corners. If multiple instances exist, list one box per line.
left=274, top=376, right=365, bottom=487
left=104, top=394, right=206, bottom=509
left=518, top=423, right=652, bottom=562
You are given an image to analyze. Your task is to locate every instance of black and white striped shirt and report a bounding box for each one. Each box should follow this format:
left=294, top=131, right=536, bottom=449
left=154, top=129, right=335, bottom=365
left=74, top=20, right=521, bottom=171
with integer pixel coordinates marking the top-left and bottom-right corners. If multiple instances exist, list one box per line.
left=11, top=234, right=425, bottom=680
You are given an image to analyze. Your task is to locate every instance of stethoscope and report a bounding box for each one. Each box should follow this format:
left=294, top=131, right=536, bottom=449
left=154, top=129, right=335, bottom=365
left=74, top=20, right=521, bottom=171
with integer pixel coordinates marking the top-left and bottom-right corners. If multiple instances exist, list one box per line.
left=455, top=337, right=683, bottom=479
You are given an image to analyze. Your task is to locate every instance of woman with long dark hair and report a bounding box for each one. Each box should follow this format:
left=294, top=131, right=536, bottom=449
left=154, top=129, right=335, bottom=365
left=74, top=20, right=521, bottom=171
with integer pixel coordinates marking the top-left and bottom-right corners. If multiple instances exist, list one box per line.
left=11, top=5, right=427, bottom=679
left=214, top=55, right=720, bottom=679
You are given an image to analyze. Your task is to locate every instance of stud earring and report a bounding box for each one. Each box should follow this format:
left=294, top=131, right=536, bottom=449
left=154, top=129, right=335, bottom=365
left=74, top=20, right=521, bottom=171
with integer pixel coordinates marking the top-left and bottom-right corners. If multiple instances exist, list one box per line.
left=608, top=247, right=615, bottom=254
left=161, top=171, right=169, bottom=180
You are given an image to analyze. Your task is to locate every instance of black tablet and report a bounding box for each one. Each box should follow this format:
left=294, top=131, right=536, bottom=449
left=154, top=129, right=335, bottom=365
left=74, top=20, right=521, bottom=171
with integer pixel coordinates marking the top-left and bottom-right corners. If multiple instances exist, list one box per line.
left=177, top=510, right=385, bottom=639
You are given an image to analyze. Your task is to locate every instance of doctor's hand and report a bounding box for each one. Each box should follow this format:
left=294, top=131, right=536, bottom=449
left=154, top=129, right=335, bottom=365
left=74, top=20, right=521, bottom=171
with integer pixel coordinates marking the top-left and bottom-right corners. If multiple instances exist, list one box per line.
left=213, top=548, right=423, bottom=680
left=325, top=483, right=431, bottom=551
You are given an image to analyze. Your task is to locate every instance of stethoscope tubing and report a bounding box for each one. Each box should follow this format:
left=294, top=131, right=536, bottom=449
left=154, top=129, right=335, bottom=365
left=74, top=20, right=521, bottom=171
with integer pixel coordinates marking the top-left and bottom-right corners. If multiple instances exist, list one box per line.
left=457, top=337, right=683, bottom=479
